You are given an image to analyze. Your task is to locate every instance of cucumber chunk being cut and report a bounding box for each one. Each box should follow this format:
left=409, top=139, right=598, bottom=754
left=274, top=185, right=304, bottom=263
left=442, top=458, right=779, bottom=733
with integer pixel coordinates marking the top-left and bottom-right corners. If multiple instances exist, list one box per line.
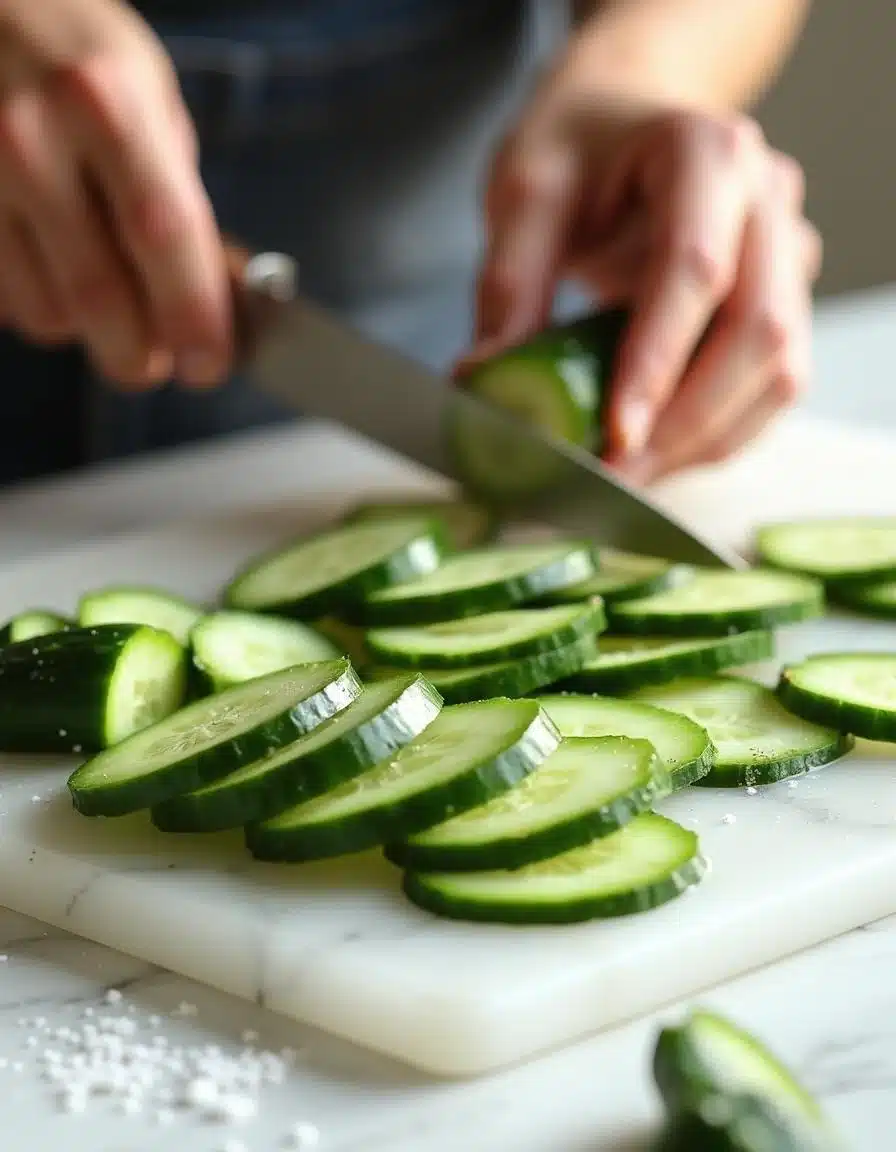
left=654, top=1009, right=840, bottom=1151
left=365, top=601, right=606, bottom=669
left=190, top=610, right=341, bottom=692
left=364, top=634, right=599, bottom=704
left=0, top=609, right=72, bottom=645
left=538, top=693, right=714, bottom=789
left=756, top=517, right=896, bottom=584
left=562, top=632, right=775, bottom=695
left=245, top=698, right=560, bottom=862
left=386, top=735, right=671, bottom=872
left=68, top=658, right=361, bottom=817
left=343, top=496, right=497, bottom=550
left=78, top=586, right=203, bottom=645
left=151, top=674, right=443, bottom=833
left=542, top=548, right=694, bottom=605
left=0, top=624, right=186, bottom=756
left=608, top=570, right=824, bottom=636
left=224, top=517, right=447, bottom=618
left=777, top=652, right=896, bottom=741
left=356, top=541, right=599, bottom=625
left=402, top=811, right=706, bottom=925
left=631, top=676, right=852, bottom=787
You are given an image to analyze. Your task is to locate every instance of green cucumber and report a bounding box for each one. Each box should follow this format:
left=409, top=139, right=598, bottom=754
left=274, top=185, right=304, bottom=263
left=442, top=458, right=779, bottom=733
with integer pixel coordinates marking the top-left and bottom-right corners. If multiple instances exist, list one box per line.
left=402, top=811, right=706, bottom=924
left=538, top=693, right=714, bottom=789
left=777, top=652, right=896, bottom=741
left=386, top=735, right=671, bottom=872
left=654, top=1093, right=831, bottom=1152
left=151, top=674, right=443, bottom=833
left=365, top=601, right=605, bottom=669
left=363, top=634, right=599, bottom=704
left=312, top=617, right=371, bottom=665
left=826, top=577, right=896, bottom=619
left=542, top=548, right=694, bottom=605
left=223, top=517, right=448, bottom=618
left=355, top=541, right=599, bottom=625
left=0, top=610, right=72, bottom=645
left=78, top=586, right=203, bottom=645
left=68, top=658, right=361, bottom=817
left=0, top=624, right=186, bottom=755
left=190, top=610, right=341, bottom=692
left=561, top=632, right=775, bottom=695
left=343, top=496, right=497, bottom=550
left=608, top=570, right=824, bottom=636
left=755, top=517, right=896, bottom=584
left=630, top=676, right=852, bottom=787
left=245, top=698, right=560, bottom=862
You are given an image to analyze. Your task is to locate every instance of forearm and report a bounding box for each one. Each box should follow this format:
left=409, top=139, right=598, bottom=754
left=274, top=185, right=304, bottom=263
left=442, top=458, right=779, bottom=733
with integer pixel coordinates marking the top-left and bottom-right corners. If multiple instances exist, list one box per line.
left=567, top=0, right=811, bottom=111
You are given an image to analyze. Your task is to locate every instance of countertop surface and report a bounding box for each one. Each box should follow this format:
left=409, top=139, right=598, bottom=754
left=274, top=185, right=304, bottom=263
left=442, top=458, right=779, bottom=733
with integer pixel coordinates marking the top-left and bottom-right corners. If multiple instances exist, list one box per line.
left=0, top=290, right=894, bottom=1151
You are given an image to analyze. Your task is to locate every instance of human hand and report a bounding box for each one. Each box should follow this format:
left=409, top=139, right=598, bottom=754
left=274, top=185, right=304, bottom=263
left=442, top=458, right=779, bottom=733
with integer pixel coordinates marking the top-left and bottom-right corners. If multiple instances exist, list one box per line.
left=0, top=0, right=231, bottom=386
left=467, top=68, right=821, bottom=484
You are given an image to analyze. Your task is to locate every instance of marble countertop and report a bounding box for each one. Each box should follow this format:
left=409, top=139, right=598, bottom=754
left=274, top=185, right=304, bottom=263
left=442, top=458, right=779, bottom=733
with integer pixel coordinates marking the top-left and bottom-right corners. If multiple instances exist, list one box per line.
left=1, top=290, right=895, bottom=1151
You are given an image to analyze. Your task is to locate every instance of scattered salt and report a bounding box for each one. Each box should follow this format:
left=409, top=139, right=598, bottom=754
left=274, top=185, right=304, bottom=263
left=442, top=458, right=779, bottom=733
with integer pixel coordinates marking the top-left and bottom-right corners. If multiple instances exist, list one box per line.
left=745, top=786, right=758, bottom=796
left=721, top=813, right=736, bottom=825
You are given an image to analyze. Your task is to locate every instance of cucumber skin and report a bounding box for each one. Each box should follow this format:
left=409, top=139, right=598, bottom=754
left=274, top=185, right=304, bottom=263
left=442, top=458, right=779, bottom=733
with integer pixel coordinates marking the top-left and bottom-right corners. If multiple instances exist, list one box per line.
left=826, top=581, right=896, bottom=618
left=401, top=851, right=708, bottom=926
left=0, top=624, right=186, bottom=756
left=653, top=1095, right=817, bottom=1152
left=365, top=600, right=607, bottom=670
left=245, top=705, right=560, bottom=863
left=696, top=732, right=854, bottom=789
left=607, top=593, right=824, bottom=638
left=150, top=676, right=444, bottom=834
left=68, top=660, right=362, bottom=818
left=0, top=611, right=73, bottom=646
left=559, top=631, right=775, bottom=695
left=776, top=671, right=896, bottom=742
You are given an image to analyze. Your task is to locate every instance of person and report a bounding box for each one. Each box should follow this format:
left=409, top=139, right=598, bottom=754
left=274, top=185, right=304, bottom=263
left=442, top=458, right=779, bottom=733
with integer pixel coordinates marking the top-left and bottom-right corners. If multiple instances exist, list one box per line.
left=0, top=0, right=819, bottom=488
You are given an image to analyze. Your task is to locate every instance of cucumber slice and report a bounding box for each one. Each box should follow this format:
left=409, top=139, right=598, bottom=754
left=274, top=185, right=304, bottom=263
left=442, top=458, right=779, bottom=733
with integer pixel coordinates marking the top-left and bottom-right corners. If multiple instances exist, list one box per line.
left=777, top=652, right=896, bottom=741
left=68, top=659, right=361, bottom=817
left=402, top=811, right=706, bottom=924
left=630, top=676, right=852, bottom=787
left=538, top=694, right=714, bottom=789
left=78, top=586, right=203, bottom=645
left=0, top=624, right=186, bottom=756
left=561, top=632, right=775, bottom=695
left=0, top=609, right=72, bottom=645
left=608, top=570, right=824, bottom=636
left=654, top=1093, right=834, bottom=1152
left=386, top=735, right=671, bottom=872
left=826, top=577, right=896, bottom=619
left=190, top=610, right=341, bottom=692
left=224, top=517, right=447, bottom=618
left=356, top=542, right=599, bottom=625
left=343, top=496, right=497, bottom=550
left=365, top=601, right=605, bottom=668
left=756, top=517, right=896, bottom=584
left=151, top=674, right=443, bottom=833
left=653, top=1009, right=839, bottom=1151
left=542, top=548, right=694, bottom=605
left=364, top=634, right=599, bottom=704
left=446, top=310, right=626, bottom=500
left=245, top=698, right=560, bottom=862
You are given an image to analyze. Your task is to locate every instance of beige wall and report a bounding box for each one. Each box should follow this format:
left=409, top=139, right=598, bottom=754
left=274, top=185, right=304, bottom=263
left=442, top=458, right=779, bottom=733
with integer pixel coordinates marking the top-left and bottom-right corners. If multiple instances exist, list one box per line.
left=756, top=2, right=896, bottom=297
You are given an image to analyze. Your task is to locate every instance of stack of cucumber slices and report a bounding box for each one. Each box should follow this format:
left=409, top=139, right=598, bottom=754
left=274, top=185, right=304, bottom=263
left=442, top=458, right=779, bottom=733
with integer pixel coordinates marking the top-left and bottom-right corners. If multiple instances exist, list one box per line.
left=0, top=498, right=891, bottom=935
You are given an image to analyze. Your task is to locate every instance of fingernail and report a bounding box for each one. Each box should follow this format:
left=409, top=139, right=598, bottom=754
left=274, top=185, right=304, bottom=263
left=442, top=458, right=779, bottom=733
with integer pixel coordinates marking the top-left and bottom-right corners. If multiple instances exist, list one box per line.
left=619, top=397, right=653, bottom=457
left=177, top=350, right=225, bottom=387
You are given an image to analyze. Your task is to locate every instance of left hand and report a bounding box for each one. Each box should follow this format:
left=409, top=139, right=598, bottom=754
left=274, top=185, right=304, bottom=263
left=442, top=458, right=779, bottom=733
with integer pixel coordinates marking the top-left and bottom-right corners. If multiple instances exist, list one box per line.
left=463, top=62, right=822, bottom=486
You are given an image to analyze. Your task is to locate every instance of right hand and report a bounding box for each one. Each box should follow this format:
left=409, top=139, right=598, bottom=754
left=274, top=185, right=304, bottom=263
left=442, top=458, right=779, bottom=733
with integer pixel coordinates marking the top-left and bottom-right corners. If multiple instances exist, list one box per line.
left=0, top=0, right=232, bottom=386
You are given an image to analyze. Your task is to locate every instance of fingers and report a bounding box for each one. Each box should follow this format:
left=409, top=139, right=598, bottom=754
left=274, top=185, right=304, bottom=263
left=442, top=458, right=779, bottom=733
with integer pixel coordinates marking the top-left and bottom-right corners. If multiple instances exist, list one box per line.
left=0, top=216, right=70, bottom=342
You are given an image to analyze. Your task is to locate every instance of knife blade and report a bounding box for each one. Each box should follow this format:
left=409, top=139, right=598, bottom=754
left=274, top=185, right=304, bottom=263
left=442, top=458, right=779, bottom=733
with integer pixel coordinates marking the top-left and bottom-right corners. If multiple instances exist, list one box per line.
left=235, top=250, right=743, bottom=568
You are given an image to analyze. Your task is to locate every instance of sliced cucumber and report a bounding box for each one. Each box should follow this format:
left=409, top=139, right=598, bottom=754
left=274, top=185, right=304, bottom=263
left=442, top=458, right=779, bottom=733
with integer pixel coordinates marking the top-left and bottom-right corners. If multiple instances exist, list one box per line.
left=826, top=577, right=896, bottom=619
left=223, top=517, right=447, bottom=618
left=343, top=496, right=497, bottom=550
left=653, top=1009, right=838, bottom=1151
left=0, top=609, right=72, bottom=645
left=355, top=541, right=599, bottom=625
left=630, top=676, right=852, bottom=787
left=608, top=570, right=824, bottom=636
left=245, top=698, right=560, bottom=862
left=386, top=735, right=671, bottom=872
left=402, top=811, right=706, bottom=924
left=777, top=652, right=896, bottom=741
left=190, top=610, right=341, bottom=692
left=365, top=602, right=605, bottom=669
left=151, top=674, right=443, bottom=833
left=756, top=517, right=896, bottom=584
left=538, top=693, right=714, bottom=789
left=0, top=624, right=186, bottom=755
left=363, top=634, right=599, bottom=704
left=68, top=659, right=361, bottom=817
left=654, top=1092, right=832, bottom=1152
left=78, top=586, right=203, bottom=645
left=561, top=632, right=775, bottom=695
left=542, top=548, right=694, bottom=605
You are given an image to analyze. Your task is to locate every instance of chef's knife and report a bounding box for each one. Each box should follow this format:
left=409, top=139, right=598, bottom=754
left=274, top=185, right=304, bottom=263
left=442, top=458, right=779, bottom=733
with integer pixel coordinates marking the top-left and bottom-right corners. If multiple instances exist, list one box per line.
left=233, top=249, right=743, bottom=568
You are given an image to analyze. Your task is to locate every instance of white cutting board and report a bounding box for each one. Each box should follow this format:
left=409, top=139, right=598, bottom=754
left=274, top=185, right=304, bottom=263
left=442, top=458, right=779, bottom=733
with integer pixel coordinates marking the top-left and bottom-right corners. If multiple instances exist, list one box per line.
left=0, top=494, right=895, bottom=1078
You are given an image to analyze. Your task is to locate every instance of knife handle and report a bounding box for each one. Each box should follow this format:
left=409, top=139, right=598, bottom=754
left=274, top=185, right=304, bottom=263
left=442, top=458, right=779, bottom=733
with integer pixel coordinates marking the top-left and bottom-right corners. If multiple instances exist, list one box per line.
left=223, top=240, right=300, bottom=362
